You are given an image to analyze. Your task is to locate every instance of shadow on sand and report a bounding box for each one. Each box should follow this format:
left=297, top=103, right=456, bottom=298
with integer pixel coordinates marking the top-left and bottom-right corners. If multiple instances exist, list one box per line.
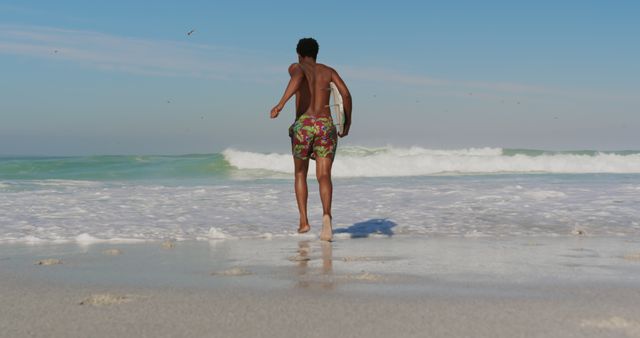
left=333, top=219, right=397, bottom=238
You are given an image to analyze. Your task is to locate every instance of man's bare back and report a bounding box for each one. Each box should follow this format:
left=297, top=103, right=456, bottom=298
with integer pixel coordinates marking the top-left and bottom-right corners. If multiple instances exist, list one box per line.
left=272, top=60, right=351, bottom=137
left=291, top=62, right=344, bottom=119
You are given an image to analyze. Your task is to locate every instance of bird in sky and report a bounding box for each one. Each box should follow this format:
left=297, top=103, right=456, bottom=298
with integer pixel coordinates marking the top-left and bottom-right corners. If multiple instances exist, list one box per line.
left=187, top=29, right=195, bottom=36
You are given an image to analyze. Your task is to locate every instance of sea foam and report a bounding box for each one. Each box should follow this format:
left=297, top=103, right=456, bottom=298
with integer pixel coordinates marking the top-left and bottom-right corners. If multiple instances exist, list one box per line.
left=223, top=147, right=640, bottom=177
left=2, top=173, right=639, bottom=243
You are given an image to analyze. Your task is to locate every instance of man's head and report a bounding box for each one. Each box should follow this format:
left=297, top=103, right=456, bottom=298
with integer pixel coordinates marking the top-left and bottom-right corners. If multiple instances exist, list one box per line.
left=296, top=38, right=319, bottom=60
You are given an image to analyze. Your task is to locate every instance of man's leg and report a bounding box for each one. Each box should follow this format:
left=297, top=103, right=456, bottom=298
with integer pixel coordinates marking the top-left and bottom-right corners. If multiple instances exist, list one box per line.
left=294, top=157, right=310, bottom=233
left=316, top=157, right=333, bottom=241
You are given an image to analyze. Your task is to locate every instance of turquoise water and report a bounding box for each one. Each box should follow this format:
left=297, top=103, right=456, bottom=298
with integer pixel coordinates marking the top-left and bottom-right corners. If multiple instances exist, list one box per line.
left=2, top=147, right=640, bottom=181
left=0, top=154, right=230, bottom=181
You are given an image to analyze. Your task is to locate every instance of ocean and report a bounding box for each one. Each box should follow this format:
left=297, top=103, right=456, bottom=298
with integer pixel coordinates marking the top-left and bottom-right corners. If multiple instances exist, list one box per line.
left=1, top=146, right=639, bottom=243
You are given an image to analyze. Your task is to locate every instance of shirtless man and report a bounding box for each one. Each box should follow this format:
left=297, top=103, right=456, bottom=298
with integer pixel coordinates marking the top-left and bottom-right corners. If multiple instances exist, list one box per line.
left=270, top=38, right=352, bottom=241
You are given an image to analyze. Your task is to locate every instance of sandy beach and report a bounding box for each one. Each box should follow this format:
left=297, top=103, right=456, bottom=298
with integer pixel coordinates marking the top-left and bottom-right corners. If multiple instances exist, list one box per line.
left=2, top=237, right=640, bottom=337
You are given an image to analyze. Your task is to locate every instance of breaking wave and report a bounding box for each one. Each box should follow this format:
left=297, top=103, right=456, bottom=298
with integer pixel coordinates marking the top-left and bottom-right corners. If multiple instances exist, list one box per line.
left=223, top=146, right=640, bottom=177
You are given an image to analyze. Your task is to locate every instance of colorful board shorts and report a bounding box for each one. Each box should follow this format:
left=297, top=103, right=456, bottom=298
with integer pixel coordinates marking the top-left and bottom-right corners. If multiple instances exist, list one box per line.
left=289, top=114, right=338, bottom=160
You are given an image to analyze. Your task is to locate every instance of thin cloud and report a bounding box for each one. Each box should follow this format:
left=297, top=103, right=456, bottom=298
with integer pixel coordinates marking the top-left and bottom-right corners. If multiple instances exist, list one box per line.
left=1, top=25, right=635, bottom=102
left=340, top=66, right=637, bottom=102
left=0, top=25, right=279, bottom=80
left=341, top=66, right=551, bottom=93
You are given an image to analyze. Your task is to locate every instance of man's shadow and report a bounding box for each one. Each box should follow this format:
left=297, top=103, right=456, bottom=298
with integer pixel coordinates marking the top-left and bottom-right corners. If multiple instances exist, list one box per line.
left=333, top=218, right=397, bottom=238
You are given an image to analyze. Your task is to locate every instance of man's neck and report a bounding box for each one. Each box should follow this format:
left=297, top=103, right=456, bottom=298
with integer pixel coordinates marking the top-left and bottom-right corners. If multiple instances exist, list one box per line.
left=299, top=57, right=316, bottom=66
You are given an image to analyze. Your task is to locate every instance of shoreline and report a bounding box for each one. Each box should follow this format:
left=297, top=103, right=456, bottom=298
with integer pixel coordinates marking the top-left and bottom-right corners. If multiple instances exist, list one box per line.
left=3, top=236, right=640, bottom=291
left=2, top=237, right=640, bottom=337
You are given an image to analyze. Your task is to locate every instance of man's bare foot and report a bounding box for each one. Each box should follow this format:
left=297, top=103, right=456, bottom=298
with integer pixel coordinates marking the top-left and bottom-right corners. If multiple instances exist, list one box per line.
left=298, top=224, right=311, bottom=234
left=320, top=214, right=333, bottom=241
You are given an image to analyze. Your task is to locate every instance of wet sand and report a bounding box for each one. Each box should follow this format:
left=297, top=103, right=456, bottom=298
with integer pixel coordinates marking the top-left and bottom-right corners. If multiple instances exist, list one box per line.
left=2, top=237, right=640, bottom=337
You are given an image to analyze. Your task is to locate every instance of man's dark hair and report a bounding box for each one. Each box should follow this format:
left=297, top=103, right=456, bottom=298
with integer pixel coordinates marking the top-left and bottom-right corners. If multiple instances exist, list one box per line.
left=296, top=38, right=319, bottom=59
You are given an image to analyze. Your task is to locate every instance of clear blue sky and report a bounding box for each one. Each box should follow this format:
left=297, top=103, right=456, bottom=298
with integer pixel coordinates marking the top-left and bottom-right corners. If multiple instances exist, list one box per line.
left=1, top=1, right=638, bottom=155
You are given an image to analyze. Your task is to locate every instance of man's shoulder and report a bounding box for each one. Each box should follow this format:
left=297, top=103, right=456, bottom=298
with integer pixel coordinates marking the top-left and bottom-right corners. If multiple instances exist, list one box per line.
left=317, top=63, right=334, bottom=71
left=288, top=63, right=302, bottom=74
left=316, top=63, right=336, bottom=76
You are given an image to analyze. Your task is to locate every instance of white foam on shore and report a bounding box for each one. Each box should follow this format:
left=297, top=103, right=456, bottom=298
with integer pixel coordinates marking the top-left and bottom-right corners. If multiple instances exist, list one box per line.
left=73, top=234, right=145, bottom=245
left=207, top=227, right=232, bottom=240
left=76, top=233, right=103, bottom=245
left=1, top=174, right=639, bottom=243
left=21, top=235, right=48, bottom=244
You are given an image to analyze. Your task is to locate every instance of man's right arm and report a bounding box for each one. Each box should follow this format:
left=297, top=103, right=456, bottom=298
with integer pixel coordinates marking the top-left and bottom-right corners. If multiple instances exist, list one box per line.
left=331, top=69, right=352, bottom=137
left=270, top=64, right=304, bottom=119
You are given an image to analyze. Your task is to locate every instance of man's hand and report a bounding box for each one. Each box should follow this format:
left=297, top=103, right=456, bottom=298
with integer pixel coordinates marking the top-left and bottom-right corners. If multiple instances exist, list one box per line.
left=338, top=123, right=350, bottom=138
left=270, top=104, right=283, bottom=119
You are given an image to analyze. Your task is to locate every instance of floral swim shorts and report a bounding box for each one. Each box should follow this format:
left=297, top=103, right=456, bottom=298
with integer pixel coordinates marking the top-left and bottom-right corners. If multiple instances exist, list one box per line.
left=289, top=114, right=338, bottom=160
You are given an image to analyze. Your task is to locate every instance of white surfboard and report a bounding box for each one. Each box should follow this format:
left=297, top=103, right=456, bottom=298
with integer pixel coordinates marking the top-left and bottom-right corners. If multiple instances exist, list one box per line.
left=328, top=82, right=345, bottom=134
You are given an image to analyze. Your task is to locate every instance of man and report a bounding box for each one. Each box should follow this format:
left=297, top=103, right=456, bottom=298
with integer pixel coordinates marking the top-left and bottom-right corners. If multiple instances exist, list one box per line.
left=270, top=38, right=352, bottom=241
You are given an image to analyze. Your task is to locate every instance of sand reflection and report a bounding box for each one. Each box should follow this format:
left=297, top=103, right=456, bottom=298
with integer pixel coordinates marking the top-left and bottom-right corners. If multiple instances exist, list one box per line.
left=295, top=240, right=334, bottom=290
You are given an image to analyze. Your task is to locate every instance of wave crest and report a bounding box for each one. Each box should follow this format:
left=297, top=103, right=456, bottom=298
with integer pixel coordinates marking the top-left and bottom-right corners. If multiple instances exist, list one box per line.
left=222, top=146, right=640, bottom=177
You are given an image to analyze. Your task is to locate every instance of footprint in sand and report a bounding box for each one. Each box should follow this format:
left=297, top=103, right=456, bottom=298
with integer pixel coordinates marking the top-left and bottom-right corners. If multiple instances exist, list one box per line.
left=339, top=271, right=383, bottom=281
left=351, top=271, right=383, bottom=281
left=341, top=256, right=399, bottom=263
left=288, top=255, right=311, bottom=262
left=36, top=258, right=62, bottom=266
left=341, top=256, right=382, bottom=262
left=102, top=249, right=123, bottom=256
left=211, top=267, right=252, bottom=276
left=571, top=228, right=587, bottom=236
left=79, top=294, right=133, bottom=306
left=581, top=316, right=640, bottom=337
left=624, top=253, right=640, bottom=261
